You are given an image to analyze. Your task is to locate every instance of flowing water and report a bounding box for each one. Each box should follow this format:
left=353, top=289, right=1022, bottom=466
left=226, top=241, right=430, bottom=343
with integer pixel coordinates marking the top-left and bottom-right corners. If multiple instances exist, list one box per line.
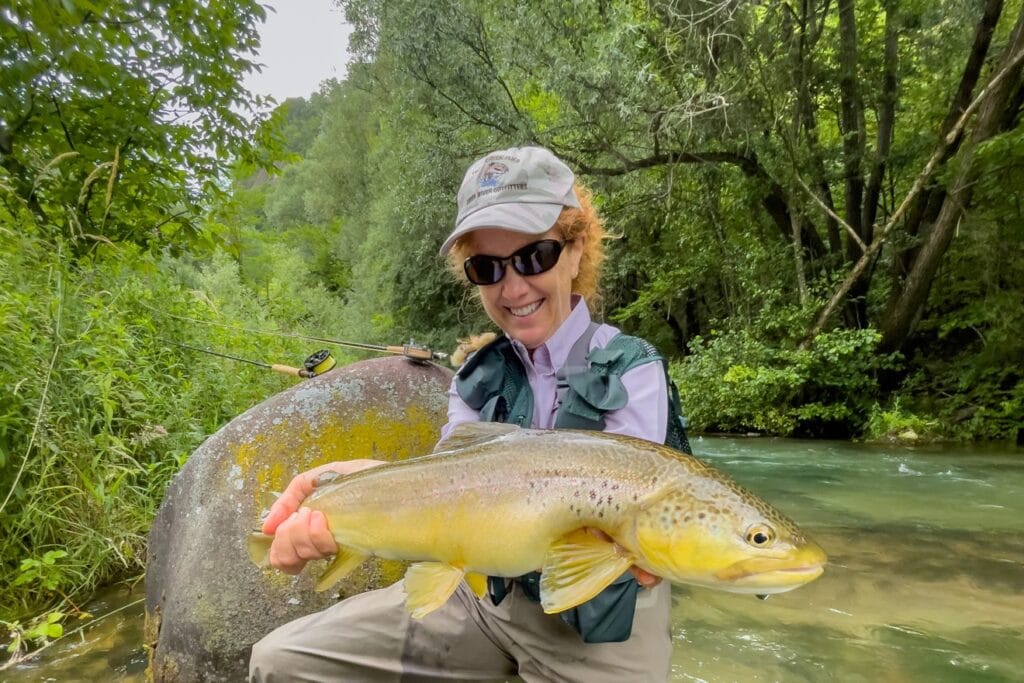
left=7, top=437, right=1024, bottom=682
left=668, top=437, right=1024, bottom=682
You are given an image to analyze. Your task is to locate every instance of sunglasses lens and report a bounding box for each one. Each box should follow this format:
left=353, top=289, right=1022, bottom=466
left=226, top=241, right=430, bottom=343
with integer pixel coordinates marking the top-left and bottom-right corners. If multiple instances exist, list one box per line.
left=464, top=256, right=503, bottom=285
left=463, top=240, right=565, bottom=285
left=513, top=240, right=563, bottom=276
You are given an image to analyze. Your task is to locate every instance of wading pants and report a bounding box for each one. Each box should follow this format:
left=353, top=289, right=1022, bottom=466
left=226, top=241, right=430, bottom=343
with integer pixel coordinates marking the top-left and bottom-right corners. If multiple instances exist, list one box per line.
left=249, top=580, right=672, bottom=683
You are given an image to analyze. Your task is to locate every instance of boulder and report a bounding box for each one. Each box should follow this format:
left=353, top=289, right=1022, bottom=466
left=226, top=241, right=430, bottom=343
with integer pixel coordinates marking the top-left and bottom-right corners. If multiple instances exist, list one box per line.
left=145, top=356, right=452, bottom=682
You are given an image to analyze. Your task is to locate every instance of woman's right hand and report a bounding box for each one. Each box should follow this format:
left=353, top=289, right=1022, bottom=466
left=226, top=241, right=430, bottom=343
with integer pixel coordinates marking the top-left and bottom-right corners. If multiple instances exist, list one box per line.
left=262, top=459, right=384, bottom=574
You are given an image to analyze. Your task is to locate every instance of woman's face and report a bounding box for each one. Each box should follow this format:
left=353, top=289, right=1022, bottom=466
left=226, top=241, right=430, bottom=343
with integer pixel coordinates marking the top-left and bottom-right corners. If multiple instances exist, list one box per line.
left=466, top=227, right=583, bottom=350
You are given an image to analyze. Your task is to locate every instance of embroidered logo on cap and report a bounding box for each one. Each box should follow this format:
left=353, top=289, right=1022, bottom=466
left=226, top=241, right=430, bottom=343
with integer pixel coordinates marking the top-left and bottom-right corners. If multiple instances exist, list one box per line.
left=478, top=161, right=509, bottom=189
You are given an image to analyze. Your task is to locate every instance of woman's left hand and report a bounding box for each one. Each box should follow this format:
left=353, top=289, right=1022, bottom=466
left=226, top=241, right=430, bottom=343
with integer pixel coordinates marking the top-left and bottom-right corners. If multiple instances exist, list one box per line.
left=585, top=528, right=662, bottom=589
left=629, top=565, right=661, bottom=589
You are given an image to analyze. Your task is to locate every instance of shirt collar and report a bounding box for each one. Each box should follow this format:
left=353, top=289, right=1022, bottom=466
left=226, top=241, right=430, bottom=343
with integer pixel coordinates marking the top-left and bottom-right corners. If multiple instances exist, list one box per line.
left=509, top=295, right=592, bottom=372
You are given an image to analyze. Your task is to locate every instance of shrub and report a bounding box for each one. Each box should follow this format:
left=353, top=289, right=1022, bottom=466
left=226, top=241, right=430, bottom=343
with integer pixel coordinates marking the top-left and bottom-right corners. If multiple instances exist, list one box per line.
left=671, top=328, right=901, bottom=437
left=0, top=211, right=347, bottom=633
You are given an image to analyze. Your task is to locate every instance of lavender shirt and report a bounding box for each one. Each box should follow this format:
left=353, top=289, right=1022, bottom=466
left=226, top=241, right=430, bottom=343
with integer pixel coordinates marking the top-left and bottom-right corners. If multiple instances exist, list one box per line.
left=440, top=297, right=668, bottom=443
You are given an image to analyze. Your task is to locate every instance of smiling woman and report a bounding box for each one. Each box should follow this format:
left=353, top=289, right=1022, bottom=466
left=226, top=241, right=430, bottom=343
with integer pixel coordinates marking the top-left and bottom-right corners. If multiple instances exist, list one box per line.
left=249, top=146, right=694, bottom=682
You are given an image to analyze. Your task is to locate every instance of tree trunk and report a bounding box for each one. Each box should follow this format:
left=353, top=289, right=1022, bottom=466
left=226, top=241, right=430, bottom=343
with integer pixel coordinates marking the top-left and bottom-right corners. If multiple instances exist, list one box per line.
left=837, top=0, right=870, bottom=327
left=794, top=0, right=843, bottom=256
left=837, top=0, right=866, bottom=251
left=791, top=211, right=809, bottom=306
left=861, top=0, right=899, bottom=235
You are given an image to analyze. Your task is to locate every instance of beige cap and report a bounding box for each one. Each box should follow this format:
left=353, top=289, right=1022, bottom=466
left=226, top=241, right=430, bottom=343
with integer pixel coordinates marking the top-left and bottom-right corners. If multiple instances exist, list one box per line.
left=439, top=146, right=580, bottom=255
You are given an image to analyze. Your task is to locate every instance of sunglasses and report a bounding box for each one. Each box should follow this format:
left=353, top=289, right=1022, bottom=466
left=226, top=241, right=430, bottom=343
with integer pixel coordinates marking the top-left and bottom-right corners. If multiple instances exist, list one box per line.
left=464, top=239, right=567, bottom=286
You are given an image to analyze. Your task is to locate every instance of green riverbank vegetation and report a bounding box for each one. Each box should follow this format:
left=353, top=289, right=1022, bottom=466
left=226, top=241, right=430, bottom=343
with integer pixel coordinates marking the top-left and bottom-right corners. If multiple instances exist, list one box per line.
left=2, top=0, right=1023, bottom=664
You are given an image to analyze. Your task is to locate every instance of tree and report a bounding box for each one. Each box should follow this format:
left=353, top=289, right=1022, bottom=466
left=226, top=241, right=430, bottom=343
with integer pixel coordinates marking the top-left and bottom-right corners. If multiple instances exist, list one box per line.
left=0, top=0, right=276, bottom=253
left=877, top=2, right=1024, bottom=352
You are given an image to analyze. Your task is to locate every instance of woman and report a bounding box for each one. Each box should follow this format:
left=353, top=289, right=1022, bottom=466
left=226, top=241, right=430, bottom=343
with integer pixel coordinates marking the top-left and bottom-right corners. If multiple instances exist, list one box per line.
left=250, top=146, right=676, bottom=682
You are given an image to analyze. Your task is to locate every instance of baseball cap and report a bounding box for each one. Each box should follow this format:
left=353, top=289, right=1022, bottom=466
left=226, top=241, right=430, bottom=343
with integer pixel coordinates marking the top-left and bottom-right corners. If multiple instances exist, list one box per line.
left=439, top=146, right=580, bottom=255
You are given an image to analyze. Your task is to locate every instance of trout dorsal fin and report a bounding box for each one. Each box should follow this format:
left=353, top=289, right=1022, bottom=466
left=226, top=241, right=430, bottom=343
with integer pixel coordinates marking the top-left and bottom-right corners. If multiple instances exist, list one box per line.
left=314, top=470, right=343, bottom=488
left=432, top=422, right=519, bottom=453
left=539, top=529, right=636, bottom=614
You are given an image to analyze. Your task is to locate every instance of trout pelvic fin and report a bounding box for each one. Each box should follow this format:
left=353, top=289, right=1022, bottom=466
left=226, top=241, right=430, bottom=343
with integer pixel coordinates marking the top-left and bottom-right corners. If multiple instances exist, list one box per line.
left=403, top=562, right=465, bottom=619
left=540, top=529, right=635, bottom=615
left=315, top=545, right=370, bottom=592
left=433, top=422, right=519, bottom=453
left=246, top=532, right=274, bottom=567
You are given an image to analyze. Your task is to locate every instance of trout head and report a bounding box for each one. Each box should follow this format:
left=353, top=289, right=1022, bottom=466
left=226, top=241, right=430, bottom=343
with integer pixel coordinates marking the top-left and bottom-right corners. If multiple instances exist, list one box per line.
left=629, top=474, right=826, bottom=595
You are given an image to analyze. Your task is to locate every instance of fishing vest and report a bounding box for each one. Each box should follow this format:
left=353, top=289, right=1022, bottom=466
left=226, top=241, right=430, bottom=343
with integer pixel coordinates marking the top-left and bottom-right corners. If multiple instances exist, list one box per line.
left=453, top=325, right=692, bottom=643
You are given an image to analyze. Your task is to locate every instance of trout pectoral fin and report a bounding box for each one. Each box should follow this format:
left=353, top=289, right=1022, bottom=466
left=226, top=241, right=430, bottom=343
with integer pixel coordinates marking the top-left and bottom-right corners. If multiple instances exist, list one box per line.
left=540, top=529, right=635, bottom=615
left=315, top=545, right=369, bottom=592
left=403, top=562, right=465, bottom=619
left=464, top=572, right=488, bottom=598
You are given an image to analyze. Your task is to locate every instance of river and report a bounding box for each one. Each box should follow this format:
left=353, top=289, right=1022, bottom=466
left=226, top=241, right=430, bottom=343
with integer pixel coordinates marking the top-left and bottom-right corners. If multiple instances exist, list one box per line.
left=7, top=437, right=1024, bottom=682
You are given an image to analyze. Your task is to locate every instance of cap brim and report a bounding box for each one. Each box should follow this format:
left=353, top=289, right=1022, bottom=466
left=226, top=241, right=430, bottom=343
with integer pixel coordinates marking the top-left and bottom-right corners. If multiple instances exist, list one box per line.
left=439, top=202, right=564, bottom=255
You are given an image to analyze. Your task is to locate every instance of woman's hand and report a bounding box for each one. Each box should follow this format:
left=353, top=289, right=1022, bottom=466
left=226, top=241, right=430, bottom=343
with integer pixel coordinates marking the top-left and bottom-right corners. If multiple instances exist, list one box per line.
left=262, top=459, right=384, bottom=574
left=629, top=565, right=661, bottom=589
left=585, top=528, right=662, bottom=589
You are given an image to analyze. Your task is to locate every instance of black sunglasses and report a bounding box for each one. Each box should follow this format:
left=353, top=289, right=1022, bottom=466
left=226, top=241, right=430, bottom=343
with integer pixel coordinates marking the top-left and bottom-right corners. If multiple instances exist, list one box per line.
left=464, top=239, right=567, bottom=286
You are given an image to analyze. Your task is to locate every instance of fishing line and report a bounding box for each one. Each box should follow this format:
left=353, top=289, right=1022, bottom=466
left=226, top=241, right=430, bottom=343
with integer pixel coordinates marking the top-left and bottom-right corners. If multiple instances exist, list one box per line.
left=139, top=301, right=448, bottom=362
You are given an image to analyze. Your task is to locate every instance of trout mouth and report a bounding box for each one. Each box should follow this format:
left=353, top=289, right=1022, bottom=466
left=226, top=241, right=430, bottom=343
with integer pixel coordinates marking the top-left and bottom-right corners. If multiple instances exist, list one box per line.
left=714, top=561, right=826, bottom=593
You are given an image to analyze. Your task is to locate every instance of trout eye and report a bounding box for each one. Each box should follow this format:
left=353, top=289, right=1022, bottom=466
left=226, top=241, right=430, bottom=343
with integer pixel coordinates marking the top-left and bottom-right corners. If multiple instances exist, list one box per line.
left=745, top=524, right=776, bottom=548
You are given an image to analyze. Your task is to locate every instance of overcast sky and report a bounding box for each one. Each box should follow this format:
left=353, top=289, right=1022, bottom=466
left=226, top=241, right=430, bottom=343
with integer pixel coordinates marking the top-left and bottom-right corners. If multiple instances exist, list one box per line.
left=243, top=0, right=353, bottom=102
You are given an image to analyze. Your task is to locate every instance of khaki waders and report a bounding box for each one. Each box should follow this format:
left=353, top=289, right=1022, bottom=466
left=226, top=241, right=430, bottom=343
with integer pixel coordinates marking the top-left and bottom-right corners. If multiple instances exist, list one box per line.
left=249, top=580, right=672, bottom=682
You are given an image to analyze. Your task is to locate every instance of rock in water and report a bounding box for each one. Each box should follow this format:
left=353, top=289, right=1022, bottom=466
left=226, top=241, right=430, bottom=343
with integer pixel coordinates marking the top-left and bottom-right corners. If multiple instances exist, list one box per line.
left=145, top=357, right=452, bottom=682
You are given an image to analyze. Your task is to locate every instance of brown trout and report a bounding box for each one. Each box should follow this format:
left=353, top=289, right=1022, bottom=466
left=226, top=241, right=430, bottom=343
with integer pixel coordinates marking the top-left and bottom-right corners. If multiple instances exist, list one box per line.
left=247, top=422, right=826, bottom=618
